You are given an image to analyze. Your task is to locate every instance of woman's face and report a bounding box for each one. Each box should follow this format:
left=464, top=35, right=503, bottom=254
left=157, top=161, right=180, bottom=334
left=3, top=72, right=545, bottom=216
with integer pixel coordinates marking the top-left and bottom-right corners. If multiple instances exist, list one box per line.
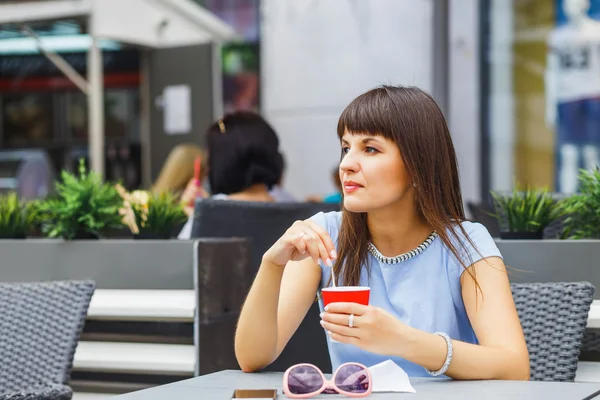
left=339, top=131, right=414, bottom=213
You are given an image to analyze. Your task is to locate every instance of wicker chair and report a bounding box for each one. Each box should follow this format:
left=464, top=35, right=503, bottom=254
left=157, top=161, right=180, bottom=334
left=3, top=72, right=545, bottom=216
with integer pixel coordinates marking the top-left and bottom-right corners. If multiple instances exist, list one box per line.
left=511, top=281, right=595, bottom=381
left=0, top=281, right=96, bottom=399
left=0, top=384, right=72, bottom=400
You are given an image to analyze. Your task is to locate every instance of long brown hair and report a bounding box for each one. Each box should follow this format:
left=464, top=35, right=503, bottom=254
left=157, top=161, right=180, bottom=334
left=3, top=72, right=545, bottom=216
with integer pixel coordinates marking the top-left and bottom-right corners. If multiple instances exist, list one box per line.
left=333, top=85, right=480, bottom=288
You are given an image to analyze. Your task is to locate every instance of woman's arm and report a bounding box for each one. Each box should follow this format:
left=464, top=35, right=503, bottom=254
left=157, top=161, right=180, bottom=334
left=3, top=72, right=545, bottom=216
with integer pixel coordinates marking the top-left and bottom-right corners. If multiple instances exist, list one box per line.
left=235, top=257, right=321, bottom=372
left=322, top=256, right=530, bottom=380
left=235, top=220, right=336, bottom=372
left=400, top=256, right=530, bottom=379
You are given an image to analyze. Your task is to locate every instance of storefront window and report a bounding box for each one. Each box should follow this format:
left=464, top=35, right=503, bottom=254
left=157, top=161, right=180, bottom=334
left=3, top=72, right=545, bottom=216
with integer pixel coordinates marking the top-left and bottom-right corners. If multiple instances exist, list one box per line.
left=484, top=0, right=600, bottom=194
left=2, top=93, right=55, bottom=146
left=204, top=0, right=260, bottom=112
left=66, top=89, right=134, bottom=141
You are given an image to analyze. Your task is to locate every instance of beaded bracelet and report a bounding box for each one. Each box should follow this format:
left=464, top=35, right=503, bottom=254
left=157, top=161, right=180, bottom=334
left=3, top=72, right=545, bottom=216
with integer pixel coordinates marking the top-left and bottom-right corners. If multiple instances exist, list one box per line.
left=424, top=332, right=453, bottom=376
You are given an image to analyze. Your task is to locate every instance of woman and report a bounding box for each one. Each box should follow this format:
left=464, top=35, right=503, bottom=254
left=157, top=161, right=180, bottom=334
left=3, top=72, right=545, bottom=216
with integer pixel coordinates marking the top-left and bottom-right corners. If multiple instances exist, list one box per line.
left=152, top=143, right=208, bottom=216
left=234, top=86, right=530, bottom=380
left=178, top=111, right=282, bottom=238
left=152, top=143, right=206, bottom=197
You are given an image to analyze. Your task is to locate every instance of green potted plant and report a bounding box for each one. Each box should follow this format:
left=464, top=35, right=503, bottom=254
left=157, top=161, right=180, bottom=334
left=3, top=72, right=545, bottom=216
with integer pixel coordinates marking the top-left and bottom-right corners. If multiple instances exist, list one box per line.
left=39, top=159, right=124, bottom=240
left=490, top=184, right=563, bottom=239
left=124, top=190, right=187, bottom=239
left=559, top=168, right=600, bottom=239
left=0, top=192, right=40, bottom=239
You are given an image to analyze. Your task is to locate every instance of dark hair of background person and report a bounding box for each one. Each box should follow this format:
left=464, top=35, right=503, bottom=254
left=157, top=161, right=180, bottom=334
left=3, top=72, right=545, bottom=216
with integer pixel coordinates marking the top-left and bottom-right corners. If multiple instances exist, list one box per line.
left=207, top=111, right=282, bottom=195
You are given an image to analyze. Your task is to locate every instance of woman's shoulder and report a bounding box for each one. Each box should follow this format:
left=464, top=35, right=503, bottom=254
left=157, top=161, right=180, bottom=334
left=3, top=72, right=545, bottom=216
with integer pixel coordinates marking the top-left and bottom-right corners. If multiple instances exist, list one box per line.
left=443, top=220, right=502, bottom=267
left=455, top=220, right=494, bottom=241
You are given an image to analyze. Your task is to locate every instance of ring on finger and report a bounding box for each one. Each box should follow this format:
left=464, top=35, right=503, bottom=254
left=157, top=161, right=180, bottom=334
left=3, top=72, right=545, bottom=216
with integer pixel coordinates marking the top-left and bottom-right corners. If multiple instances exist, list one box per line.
left=348, top=313, right=355, bottom=328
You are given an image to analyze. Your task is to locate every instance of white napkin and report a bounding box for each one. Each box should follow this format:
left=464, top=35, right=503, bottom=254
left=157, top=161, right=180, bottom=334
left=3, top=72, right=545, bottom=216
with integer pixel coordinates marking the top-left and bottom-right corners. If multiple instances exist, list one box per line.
left=367, top=360, right=416, bottom=393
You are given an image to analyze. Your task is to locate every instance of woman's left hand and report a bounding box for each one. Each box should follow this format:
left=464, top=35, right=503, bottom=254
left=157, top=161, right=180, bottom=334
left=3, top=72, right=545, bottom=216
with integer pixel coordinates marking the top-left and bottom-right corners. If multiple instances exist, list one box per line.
left=320, top=302, right=407, bottom=355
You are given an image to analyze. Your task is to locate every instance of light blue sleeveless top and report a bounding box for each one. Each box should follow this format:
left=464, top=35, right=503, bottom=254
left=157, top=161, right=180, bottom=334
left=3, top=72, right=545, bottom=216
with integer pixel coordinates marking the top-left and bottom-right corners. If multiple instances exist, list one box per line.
left=310, top=211, right=503, bottom=377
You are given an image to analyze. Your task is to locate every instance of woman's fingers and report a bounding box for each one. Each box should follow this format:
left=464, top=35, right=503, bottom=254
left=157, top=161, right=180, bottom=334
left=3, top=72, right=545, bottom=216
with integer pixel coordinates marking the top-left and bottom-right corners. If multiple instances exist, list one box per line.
left=305, top=219, right=337, bottom=260
left=302, top=230, right=324, bottom=265
left=273, top=219, right=338, bottom=268
left=290, top=231, right=308, bottom=256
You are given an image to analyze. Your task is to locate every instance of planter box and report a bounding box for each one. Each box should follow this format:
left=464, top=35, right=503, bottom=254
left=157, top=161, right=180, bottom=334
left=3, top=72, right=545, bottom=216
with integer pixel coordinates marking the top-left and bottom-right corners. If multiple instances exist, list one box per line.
left=0, top=239, right=196, bottom=289
left=496, top=239, right=600, bottom=297
left=2, top=238, right=598, bottom=295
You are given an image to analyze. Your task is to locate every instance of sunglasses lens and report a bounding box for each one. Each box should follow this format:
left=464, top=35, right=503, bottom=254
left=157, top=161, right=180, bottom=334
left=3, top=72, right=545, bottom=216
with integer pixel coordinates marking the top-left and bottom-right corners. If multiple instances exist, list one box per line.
left=335, top=364, right=370, bottom=394
left=287, top=365, right=324, bottom=395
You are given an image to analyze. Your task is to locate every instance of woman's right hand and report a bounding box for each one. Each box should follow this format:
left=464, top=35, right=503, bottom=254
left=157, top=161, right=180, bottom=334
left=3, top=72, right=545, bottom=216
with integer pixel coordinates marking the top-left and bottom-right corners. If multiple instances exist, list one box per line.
left=263, top=219, right=337, bottom=268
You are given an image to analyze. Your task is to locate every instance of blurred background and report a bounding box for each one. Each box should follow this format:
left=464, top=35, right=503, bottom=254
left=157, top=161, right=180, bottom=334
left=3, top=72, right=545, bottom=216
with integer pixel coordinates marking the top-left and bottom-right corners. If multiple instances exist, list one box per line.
left=1, top=0, right=583, bottom=209
left=4, top=1, right=600, bottom=399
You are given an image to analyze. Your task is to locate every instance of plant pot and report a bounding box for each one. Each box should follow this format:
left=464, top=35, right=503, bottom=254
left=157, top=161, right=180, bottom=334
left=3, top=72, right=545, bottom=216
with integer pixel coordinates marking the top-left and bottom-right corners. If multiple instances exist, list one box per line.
left=26, top=227, right=43, bottom=238
left=500, top=231, right=544, bottom=240
left=133, top=231, right=171, bottom=240
left=0, top=233, right=26, bottom=239
left=103, top=227, right=134, bottom=239
left=73, top=231, right=100, bottom=240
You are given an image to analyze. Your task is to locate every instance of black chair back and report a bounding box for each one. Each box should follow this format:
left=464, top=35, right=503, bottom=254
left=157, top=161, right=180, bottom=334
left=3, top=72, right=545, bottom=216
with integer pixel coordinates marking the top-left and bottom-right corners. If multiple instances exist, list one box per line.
left=191, top=200, right=340, bottom=273
left=193, top=238, right=252, bottom=376
left=467, top=201, right=501, bottom=238
left=190, top=200, right=338, bottom=372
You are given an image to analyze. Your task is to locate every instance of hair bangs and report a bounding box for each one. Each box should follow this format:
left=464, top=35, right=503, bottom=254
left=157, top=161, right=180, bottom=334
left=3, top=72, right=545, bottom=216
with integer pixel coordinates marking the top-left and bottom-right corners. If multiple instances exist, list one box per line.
left=337, top=88, right=397, bottom=142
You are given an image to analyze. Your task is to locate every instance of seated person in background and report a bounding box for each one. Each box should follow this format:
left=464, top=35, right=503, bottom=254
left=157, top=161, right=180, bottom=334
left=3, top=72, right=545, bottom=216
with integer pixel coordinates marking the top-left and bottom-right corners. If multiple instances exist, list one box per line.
left=178, top=111, right=282, bottom=239
left=152, top=143, right=208, bottom=207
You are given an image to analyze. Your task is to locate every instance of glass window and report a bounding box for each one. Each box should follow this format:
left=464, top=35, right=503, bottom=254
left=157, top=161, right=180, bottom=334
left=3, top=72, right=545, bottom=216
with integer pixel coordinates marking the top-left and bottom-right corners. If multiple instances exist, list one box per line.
left=203, top=0, right=259, bottom=42
left=66, top=89, right=134, bottom=141
left=2, top=93, right=55, bottom=146
left=483, top=0, right=600, bottom=194
left=130, top=90, right=141, bottom=142
left=222, top=42, right=260, bottom=113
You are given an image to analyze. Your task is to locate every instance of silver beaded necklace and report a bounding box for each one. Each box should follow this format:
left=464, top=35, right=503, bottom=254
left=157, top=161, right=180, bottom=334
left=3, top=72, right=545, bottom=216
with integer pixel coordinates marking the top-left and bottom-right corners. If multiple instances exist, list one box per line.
left=367, top=231, right=438, bottom=264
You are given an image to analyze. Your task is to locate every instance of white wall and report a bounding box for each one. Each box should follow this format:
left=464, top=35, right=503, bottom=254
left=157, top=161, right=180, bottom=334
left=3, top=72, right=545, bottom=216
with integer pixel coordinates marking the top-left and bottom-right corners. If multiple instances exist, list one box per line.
left=261, top=0, right=434, bottom=199
left=448, top=0, right=481, bottom=206
left=489, top=0, right=515, bottom=193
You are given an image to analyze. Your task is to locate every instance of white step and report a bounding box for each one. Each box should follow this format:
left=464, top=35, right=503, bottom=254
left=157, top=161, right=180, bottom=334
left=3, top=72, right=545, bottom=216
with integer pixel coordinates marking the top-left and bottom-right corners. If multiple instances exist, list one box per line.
left=587, top=301, right=600, bottom=329
left=576, top=361, right=600, bottom=383
left=73, top=342, right=195, bottom=375
left=86, top=291, right=600, bottom=328
left=87, top=290, right=195, bottom=322
left=72, top=393, right=115, bottom=400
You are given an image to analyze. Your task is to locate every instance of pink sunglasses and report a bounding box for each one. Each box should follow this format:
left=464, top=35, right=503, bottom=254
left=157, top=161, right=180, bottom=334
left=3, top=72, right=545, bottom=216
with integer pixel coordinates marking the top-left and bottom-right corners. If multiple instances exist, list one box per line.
left=282, top=362, right=372, bottom=398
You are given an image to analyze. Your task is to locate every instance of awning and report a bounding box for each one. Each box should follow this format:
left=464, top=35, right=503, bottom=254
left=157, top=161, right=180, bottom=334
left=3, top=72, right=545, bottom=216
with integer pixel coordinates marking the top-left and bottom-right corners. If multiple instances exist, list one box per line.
left=0, top=0, right=238, bottom=47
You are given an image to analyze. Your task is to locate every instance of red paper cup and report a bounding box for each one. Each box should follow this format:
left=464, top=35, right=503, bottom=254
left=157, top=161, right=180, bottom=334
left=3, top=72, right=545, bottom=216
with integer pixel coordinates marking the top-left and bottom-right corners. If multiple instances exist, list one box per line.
left=321, top=286, right=370, bottom=308
left=321, top=286, right=370, bottom=343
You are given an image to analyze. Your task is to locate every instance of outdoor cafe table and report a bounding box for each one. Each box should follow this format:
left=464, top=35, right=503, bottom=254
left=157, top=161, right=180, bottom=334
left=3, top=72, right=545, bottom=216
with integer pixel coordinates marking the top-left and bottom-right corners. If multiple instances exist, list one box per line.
left=113, top=369, right=600, bottom=399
